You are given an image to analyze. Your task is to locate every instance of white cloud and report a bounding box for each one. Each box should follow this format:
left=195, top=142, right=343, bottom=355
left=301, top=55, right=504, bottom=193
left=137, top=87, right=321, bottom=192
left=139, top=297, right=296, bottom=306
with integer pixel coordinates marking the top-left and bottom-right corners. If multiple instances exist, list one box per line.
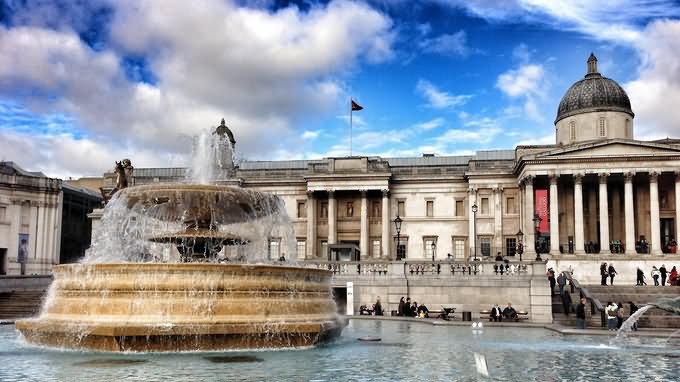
left=419, top=30, right=469, bottom=56
left=0, top=1, right=395, bottom=177
left=301, top=130, right=320, bottom=140
left=496, top=61, right=547, bottom=122
left=436, top=126, right=502, bottom=144
left=625, top=19, right=680, bottom=140
left=415, top=79, right=471, bottom=109
left=413, top=117, right=445, bottom=130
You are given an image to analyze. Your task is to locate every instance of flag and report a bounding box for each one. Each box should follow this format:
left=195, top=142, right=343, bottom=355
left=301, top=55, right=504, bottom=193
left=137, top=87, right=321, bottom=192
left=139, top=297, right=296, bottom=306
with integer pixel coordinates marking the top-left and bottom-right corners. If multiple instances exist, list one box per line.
left=351, top=99, right=363, bottom=111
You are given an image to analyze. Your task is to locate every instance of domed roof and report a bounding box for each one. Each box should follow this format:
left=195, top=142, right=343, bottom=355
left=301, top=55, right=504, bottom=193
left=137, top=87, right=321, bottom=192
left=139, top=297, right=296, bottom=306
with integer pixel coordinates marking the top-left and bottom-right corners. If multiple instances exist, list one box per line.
left=555, top=54, right=634, bottom=124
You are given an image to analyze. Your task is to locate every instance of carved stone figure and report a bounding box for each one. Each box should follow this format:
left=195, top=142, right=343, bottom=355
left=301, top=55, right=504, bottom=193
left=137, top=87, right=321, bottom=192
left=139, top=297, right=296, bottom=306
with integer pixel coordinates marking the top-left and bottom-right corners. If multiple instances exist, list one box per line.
left=100, top=159, right=134, bottom=204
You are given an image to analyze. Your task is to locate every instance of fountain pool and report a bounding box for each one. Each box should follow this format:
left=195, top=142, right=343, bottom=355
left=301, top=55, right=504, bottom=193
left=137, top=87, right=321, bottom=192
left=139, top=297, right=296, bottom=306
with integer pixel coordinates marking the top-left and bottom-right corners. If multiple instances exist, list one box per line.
left=3, top=319, right=679, bottom=381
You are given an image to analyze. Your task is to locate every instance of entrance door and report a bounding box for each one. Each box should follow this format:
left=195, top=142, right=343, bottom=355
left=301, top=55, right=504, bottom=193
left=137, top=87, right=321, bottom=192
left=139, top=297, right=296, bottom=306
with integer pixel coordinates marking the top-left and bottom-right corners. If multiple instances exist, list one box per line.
left=332, top=287, right=347, bottom=314
left=660, top=218, right=675, bottom=253
left=0, top=248, right=6, bottom=275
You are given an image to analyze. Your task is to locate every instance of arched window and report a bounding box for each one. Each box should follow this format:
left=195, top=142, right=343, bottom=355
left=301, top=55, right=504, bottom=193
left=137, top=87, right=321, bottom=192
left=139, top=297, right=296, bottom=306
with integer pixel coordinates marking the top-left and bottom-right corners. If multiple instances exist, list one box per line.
left=569, top=121, right=576, bottom=141
left=599, top=117, right=606, bottom=137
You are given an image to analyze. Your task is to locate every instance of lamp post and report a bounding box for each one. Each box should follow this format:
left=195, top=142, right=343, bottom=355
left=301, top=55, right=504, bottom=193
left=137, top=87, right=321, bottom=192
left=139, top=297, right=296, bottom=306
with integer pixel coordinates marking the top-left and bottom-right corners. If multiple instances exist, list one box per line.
left=516, top=229, right=524, bottom=262
left=471, top=202, right=478, bottom=261
left=394, top=215, right=403, bottom=260
left=533, top=214, right=543, bottom=261
left=431, top=241, right=436, bottom=262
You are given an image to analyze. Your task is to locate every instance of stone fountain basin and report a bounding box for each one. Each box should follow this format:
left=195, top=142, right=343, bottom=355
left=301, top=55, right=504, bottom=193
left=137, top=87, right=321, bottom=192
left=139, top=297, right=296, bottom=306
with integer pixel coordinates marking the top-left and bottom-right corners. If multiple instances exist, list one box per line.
left=120, top=183, right=283, bottom=226
left=16, top=263, right=344, bottom=352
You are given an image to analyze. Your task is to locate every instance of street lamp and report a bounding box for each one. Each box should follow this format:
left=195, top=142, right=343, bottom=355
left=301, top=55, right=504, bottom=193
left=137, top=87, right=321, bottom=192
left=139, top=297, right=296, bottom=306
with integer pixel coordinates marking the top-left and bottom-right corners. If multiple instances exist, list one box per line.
left=431, top=241, right=436, bottom=262
left=394, top=215, right=403, bottom=260
left=516, top=229, right=524, bottom=262
left=532, top=214, right=543, bottom=261
left=471, top=202, right=478, bottom=261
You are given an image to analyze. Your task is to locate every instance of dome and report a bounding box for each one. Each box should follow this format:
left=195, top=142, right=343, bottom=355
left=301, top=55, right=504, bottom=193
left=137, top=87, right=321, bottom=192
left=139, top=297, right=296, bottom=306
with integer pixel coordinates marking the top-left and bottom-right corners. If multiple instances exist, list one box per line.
left=555, top=54, right=634, bottom=124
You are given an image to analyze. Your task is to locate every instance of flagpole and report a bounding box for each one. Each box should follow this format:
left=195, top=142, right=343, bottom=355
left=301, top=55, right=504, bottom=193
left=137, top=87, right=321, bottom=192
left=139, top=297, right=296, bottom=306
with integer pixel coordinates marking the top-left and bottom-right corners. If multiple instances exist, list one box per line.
left=349, top=97, right=353, bottom=157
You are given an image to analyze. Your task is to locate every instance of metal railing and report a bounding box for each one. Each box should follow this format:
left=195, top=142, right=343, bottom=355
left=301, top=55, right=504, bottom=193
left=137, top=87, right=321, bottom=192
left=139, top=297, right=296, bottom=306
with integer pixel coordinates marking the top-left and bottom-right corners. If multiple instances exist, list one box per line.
left=564, top=272, right=606, bottom=328
left=304, top=260, right=534, bottom=278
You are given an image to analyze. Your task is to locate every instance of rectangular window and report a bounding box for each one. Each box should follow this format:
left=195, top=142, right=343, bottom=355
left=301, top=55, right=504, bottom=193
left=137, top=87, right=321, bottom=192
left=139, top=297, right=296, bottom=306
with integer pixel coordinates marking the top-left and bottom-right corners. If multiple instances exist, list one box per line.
left=453, top=238, right=466, bottom=259
left=424, top=238, right=437, bottom=259
left=480, top=237, right=491, bottom=257
left=268, top=239, right=280, bottom=260
left=481, top=198, right=489, bottom=215
left=506, top=197, right=516, bottom=214
left=397, top=201, right=405, bottom=217
left=426, top=200, right=434, bottom=217
left=319, top=202, right=328, bottom=219
left=395, top=237, right=408, bottom=259
left=371, top=240, right=381, bottom=258
left=599, top=117, right=606, bottom=137
left=320, top=240, right=328, bottom=259
left=346, top=202, right=354, bottom=217
left=372, top=201, right=381, bottom=218
left=20, top=203, right=30, bottom=226
left=455, top=200, right=464, bottom=217
left=297, top=201, right=306, bottom=218
left=506, top=238, right=516, bottom=257
left=570, top=121, right=576, bottom=141
left=0, top=206, right=6, bottom=221
left=296, top=240, right=306, bottom=259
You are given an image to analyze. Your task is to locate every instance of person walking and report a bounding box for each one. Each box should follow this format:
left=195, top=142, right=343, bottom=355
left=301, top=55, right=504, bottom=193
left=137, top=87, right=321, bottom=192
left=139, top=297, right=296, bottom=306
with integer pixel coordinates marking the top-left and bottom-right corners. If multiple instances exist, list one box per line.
left=608, top=264, right=617, bottom=285
left=636, top=267, right=646, bottom=286
left=561, top=290, right=571, bottom=316
left=651, top=266, right=660, bottom=286
left=616, top=301, right=625, bottom=329
left=576, top=298, right=587, bottom=329
left=397, top=297, right=405, bottom=316
left=600, top=262, right=608, bottom=286
left=660, top=264, right=668, bottom=286
left=557, top=272, right=566, bottom=296
left=547, top=267, right=556, bottom=295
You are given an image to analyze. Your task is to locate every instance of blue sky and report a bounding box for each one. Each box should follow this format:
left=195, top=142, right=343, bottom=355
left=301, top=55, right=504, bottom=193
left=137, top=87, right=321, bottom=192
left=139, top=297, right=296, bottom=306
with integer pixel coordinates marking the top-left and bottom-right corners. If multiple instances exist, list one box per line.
left=1, top=0, right=680, bottom=178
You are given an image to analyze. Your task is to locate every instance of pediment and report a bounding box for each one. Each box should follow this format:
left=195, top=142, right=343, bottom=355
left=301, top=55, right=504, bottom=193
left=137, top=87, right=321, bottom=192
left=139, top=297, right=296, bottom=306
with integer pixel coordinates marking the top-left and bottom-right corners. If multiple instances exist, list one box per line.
left=535, top=140, right=680, bottom=160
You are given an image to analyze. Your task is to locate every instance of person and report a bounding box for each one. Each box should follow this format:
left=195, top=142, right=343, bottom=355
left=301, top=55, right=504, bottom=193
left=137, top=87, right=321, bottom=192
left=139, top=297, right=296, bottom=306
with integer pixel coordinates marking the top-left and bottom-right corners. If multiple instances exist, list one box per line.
left=636, top=267, right=646, bottom=286
left=373, top=297, right=383, bottom=316
left=278, top=254, right=286, bottom=262
left=606, top=301, right=618, bottom=331
left=547, top=267, right=556, bottom=294
left=557, top=272, right=566, bottom=296
left=417, top=303, right=429, bottom=318
left=359, top=304, right=372, bottom=315
left=629, top=302, right=639, bottom=331
left=608, top=264, right=617, bottom=285
left=495, top=252, right=503, bottom=261
left=576, top=297, right=587, bottom=329
left=502, top=302, right=518, bottom=321
left=410, top=302, right=418, bottom=317
left=489, top=304, right=502, bottom=322
left=561, top=289, right=571, bottom=316
left=616, top=301, right=625, bottom=329
left=651, top=266, right=660, bottom=286
left=600, top=262, right=608, bottom=286
left=660, top=264, right=668, bottom=286
left=17, top=238, right=28, bottom=276
left=669, top=266, right=678, bottom=286
left=405, top=298, right=413, bottom=316
left=397, top=297, right=405, bottom=316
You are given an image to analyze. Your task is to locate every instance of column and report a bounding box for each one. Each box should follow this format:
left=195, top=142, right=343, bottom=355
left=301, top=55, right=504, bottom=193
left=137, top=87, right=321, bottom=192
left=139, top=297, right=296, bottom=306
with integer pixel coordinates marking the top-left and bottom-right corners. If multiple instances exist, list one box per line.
left=328, top=191, right=337, bottom=245
left=649, top=172, right=661, bottom=254
left=493, top=187, right=503, bottom=254
left=598, top=173, right=610, bottom=254
left=549, top=174, right=560, bottom=256
left=675, top=172, right=680, bottom=250
left=381, top=190, right=390, bottom=259
left=360, top=191, right=369, bottom=259
left=306, top=191, right=317, bottom=259
left=624, top=172, right=636, bottom=254
left=523, top=176, right=535, bottom=256
left=573, top=174, right=585, bottom=254
left=468, top=187, right=477, bottom=260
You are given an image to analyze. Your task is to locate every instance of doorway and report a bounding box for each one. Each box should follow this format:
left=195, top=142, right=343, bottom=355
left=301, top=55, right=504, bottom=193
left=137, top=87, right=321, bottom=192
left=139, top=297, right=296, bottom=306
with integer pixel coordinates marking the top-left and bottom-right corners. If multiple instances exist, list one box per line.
left=332, top=287, right=347, bottom=314
left=661, top=218, right=675, bottom=253
left=0, top=248, right=6, bottom=275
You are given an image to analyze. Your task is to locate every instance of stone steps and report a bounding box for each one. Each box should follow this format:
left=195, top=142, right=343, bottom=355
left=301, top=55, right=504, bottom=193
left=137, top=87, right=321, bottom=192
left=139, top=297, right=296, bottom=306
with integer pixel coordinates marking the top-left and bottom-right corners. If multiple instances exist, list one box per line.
left=0, top=291, right=45, bottom=319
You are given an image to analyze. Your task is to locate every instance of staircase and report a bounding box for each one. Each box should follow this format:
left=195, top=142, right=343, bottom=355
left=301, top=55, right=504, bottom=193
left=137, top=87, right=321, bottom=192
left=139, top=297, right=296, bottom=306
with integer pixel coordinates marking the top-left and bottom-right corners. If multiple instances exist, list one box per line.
left=584, top=285, right=680, bottom=329
left=0, top=290, right=46, bottom=320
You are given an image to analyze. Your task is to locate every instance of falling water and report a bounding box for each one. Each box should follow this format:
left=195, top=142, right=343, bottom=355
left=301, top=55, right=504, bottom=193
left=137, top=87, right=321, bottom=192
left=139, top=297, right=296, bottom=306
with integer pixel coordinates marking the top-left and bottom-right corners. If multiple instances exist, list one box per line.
left=186, top=128, right=235, bottom=184
left=612, top=296, right=680, bottom=346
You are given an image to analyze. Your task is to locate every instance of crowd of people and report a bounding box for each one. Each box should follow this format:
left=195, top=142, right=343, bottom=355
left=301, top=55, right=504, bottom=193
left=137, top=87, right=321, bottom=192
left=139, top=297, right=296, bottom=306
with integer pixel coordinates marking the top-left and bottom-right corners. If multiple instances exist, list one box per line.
left=597, top=263, right=679, bottom=286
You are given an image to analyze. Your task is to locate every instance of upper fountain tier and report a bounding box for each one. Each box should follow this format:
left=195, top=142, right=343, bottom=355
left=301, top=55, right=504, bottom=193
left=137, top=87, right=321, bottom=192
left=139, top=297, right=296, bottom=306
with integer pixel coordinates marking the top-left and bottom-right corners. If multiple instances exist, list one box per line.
left=122, top=183, right=283, bottom=227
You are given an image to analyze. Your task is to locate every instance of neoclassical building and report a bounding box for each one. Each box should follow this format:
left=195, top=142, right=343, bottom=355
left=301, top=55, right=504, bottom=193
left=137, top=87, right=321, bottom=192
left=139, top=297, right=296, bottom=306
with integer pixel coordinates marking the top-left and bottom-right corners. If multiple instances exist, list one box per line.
left=102, top=55, right=679, bottom=282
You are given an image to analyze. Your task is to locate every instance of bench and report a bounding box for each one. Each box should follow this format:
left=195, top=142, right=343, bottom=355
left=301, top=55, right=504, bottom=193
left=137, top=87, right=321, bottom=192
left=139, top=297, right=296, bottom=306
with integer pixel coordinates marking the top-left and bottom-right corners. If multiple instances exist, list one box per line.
left=480, top=310, right=529, bottom=322
left=426, top=307, right=455, bottom=320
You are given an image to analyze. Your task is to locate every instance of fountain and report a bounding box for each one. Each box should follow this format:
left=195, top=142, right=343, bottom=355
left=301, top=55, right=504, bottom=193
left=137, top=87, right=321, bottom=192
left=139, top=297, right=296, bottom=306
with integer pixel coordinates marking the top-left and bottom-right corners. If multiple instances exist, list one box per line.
left=614, top=296, right=680, bottom=341
left=15, top=119, right=344, bottom=352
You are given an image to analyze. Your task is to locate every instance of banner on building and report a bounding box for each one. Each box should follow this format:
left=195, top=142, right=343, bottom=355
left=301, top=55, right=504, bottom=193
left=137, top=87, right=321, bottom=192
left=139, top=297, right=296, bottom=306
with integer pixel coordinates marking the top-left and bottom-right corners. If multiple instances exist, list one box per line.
left=534, top=189, right=549, bottom=234
left=346, top=281, right=354, bottom=316
left=17, top=233, right=29, bottom=264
